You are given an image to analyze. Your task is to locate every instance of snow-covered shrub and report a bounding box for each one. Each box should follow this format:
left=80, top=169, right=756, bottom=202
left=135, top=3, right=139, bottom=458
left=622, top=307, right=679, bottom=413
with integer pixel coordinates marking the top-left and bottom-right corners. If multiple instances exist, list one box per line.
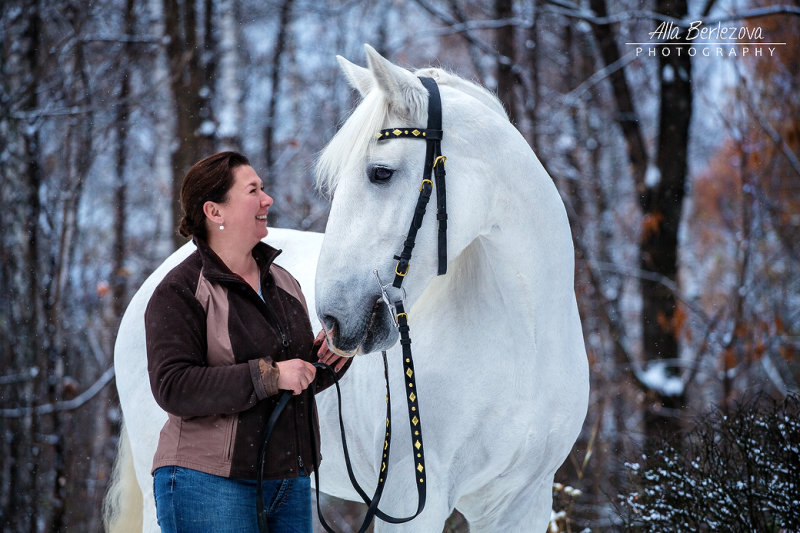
left=618, top=394, right=800, bottom=532
left=549, top=482, right=584, bottom=532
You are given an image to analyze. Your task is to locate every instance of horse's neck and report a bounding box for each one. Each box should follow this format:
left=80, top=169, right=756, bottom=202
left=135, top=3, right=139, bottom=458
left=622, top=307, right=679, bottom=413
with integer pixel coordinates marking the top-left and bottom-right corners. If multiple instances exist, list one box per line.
left=416, top=151, right=575, bottom=349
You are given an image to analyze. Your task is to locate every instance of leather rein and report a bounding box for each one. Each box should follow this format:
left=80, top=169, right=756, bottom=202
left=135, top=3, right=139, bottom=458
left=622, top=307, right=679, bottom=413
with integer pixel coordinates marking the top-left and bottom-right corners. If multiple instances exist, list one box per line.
left=258, top=76, right=447, bottom=533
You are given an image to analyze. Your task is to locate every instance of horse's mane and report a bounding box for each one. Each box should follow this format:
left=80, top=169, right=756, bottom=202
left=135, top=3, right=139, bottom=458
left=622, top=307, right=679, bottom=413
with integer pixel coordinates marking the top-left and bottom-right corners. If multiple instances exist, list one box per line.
left=315, top=67, right=507, bottom=197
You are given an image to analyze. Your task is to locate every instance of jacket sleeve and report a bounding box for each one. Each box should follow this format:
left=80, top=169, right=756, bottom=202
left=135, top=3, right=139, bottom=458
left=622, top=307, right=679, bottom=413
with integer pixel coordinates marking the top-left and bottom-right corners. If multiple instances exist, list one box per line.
left=145, top=277, right=276, bottom=417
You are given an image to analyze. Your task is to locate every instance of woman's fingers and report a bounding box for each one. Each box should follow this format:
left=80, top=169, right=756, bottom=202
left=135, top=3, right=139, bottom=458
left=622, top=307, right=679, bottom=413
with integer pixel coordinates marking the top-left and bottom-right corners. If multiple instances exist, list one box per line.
left=312, top=329, right=352, bottom=372
left=276, top=359, right=316, bottom=395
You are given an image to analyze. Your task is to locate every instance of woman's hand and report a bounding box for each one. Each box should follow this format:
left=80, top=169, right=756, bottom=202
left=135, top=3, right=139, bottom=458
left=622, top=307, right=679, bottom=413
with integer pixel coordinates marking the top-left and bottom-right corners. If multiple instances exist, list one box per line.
left=275, top=359, right=316, bottom=395
left=313, top=330, right=349, bottom=372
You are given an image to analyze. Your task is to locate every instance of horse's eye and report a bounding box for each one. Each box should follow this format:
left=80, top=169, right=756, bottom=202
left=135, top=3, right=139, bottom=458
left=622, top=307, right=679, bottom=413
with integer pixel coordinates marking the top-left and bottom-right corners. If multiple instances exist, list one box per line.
left=369, top=166, right=394, bottom=183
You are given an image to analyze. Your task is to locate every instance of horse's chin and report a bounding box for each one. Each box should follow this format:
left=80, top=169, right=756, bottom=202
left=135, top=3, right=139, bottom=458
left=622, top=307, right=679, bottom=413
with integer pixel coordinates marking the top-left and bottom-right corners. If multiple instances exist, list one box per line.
left=328, top=299, right=398, bottom=356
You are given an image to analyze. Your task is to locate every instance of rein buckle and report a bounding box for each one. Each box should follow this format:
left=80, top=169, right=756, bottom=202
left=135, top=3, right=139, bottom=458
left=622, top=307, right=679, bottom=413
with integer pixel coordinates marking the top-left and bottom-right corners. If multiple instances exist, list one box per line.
left=395, top=261, right=409, bottom=277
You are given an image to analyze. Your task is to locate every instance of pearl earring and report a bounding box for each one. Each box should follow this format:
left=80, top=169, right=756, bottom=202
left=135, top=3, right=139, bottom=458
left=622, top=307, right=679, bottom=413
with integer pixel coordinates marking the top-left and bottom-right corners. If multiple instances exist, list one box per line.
left=219, top=225, right=224, bottom=231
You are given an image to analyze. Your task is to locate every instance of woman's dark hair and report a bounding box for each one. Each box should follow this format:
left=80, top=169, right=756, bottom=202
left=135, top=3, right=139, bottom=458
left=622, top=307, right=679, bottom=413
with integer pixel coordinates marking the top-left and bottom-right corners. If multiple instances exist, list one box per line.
left=178, top=151, right=250, bottom=240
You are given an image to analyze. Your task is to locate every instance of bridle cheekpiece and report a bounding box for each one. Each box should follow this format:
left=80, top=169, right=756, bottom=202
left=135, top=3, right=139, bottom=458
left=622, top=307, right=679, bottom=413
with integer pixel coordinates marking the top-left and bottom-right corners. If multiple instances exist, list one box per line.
left=377, top=77, right=448, bottom=287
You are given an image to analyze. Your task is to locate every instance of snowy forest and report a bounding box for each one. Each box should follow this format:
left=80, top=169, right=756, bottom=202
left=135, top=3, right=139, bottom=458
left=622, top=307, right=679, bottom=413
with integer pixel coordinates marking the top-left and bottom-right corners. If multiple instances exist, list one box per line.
left=1, top=0, right=799, bottom=531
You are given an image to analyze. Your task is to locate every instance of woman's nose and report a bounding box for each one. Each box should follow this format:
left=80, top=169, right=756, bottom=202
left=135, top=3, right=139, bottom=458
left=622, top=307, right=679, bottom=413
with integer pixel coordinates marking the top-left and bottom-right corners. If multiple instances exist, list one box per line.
left=261, top=191, right=274, bottom=206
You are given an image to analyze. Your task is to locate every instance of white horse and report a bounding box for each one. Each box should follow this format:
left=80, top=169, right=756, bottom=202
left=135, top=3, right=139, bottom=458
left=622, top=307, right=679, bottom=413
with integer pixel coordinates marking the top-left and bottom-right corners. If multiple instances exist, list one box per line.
left=106, top=45, right=588, bottom=533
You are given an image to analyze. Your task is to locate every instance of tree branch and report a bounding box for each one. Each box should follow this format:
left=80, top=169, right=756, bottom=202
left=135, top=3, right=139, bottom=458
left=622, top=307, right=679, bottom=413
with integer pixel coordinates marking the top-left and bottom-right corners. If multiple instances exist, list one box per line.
left=0, top=367, right=115, bottom=418
left=0, top=367, right=40, bottom=386
left=591, top=260, right=711, bottom=325
left=427, top=17, right=529, bottom=35
left=740, top=85, right=800, bottom=179
left=412, top=0, right=528, bottom=87
left=562, top=48, right=638, bottom=105
left=543, top=0, right=800, bottom=28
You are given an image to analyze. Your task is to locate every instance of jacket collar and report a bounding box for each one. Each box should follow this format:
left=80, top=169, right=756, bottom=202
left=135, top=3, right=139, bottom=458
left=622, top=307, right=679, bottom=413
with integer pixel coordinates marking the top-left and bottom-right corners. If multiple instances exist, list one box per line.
left=194, top=238, right=282, bottom=284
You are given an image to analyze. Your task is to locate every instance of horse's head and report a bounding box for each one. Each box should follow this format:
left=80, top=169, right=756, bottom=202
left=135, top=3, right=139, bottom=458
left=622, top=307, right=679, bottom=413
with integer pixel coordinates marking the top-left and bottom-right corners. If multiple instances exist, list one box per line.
left=314, top=45, right=509, bottom=356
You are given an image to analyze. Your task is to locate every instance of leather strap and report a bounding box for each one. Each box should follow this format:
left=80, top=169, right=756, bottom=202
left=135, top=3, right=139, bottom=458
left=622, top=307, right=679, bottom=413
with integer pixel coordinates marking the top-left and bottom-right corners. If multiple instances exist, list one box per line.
left=256, top=391, right=292, bottom=533
left=419, top=77, right=448, bottom=276
left=311, top=353, right=427, bottom=531
left=379, top=76, right=448, bottom=286
left=257, top=354, right=427, bottom=533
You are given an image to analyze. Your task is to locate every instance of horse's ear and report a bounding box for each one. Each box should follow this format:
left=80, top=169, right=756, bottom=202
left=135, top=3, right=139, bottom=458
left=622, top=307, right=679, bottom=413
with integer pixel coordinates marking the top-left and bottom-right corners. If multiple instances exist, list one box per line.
left=363, top=44, right=426, bottom=120
left=337, top=55, right=373, bottom=97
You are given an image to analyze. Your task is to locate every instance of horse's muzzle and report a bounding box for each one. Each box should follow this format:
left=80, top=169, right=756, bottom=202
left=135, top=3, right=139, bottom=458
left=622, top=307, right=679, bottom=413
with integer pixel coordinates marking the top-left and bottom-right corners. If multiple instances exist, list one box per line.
left=319, top=296, right=398, bottom=356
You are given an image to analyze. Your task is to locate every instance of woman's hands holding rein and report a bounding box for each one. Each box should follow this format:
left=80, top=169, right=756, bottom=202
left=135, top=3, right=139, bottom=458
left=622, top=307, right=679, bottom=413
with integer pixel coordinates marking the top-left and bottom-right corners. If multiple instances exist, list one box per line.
left=276, top=359, right=316, bottom=395
left=313, top=330, right=349, bottom=372
left=274, top=331, right=350, bottom=395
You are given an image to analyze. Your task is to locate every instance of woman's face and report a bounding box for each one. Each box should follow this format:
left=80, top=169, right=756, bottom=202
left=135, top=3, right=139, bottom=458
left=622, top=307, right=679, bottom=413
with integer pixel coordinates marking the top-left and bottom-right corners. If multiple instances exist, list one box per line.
left=216, top=165, right=273, bottom=248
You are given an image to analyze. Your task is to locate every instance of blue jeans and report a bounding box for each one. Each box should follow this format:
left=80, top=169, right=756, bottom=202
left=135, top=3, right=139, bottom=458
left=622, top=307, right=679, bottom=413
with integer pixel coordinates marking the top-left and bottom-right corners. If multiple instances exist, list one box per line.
left=153, top=466, right=312, bottom=533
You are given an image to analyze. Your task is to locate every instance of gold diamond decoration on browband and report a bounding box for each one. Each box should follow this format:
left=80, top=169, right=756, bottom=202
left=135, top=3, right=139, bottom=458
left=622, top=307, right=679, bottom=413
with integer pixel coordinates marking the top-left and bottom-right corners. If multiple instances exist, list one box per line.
left=377, top=128, right=428, bottom=140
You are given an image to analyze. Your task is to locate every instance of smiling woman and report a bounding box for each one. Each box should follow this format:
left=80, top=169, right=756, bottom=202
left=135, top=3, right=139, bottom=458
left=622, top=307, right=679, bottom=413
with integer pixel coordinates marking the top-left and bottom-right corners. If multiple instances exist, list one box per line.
left=199, top=163, right=274, bottom=291
left=141, top=151, right=350, bottom=533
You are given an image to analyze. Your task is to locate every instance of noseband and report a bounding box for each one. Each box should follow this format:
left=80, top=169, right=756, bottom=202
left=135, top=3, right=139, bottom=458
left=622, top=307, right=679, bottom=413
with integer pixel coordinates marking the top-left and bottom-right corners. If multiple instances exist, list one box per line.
left=258, top=77, right=447, bottom=533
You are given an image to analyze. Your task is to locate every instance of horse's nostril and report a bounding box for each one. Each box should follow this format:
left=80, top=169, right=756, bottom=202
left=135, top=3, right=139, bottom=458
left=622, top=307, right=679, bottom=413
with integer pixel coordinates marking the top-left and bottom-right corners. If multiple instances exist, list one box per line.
left=320, top=314, right=338, bottom=334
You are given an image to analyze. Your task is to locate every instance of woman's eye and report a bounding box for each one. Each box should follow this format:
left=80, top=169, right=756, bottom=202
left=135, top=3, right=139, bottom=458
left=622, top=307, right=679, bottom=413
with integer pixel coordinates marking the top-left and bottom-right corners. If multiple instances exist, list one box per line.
left=369, top=166, right=394, bottom=183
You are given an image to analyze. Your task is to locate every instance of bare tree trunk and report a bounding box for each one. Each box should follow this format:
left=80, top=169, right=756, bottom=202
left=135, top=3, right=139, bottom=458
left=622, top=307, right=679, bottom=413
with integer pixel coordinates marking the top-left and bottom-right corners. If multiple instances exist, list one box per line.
left=264, top=0, right=295, bottom=193
left=494, top=0, right=517, bottom=125
left=588, top=0, right=648, bottom=189
left=216, top=0, right=243, bottom=150
left=15, top=5, right=44, bottom=530
left=42, top=4, right=93, bottom=529
left=113, top=0, right=134, bottom=319
left=447, top=0, right=487, bottom=84
left=585, top=0, right=691, bottom=447
left=203, top=0, right=217, bottom=99
left=523, top=0, right=540, bottom=148
left=164, top=0, right=214, bottom=248
left=91, top=0, right=136, bottom=529
left=641, top=0, right=693, bottom=445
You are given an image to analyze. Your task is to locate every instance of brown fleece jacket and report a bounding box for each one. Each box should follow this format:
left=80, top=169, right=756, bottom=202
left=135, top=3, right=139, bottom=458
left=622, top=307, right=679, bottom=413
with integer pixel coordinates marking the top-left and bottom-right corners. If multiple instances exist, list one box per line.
left=145, top=239, right=349, bottom=480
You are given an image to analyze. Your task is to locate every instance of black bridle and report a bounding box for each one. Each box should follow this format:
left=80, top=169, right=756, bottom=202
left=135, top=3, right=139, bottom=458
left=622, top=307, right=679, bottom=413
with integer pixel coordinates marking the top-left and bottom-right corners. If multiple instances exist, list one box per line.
left=258, top=76, right=447, bottom=533
left=380, top=76, right=448, bottom=283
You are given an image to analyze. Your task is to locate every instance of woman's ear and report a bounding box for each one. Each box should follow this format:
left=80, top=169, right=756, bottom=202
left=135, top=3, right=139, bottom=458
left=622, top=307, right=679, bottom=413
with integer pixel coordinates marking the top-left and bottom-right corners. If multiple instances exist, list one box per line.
left=203, top=201, right=224, bottom=225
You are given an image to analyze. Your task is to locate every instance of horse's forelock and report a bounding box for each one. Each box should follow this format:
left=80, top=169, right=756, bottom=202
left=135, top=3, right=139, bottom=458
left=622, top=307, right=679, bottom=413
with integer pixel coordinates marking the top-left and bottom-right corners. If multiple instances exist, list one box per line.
left=315, top=90, right=389, bottom=197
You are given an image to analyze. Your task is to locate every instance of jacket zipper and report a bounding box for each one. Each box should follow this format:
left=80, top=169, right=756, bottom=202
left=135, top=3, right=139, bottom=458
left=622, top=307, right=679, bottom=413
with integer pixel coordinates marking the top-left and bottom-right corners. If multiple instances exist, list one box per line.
left=254, top=275, right=300, bottom=472
left=255, top=278, right=291, bottom=351
left=249, top=268, right=307, bottom=476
